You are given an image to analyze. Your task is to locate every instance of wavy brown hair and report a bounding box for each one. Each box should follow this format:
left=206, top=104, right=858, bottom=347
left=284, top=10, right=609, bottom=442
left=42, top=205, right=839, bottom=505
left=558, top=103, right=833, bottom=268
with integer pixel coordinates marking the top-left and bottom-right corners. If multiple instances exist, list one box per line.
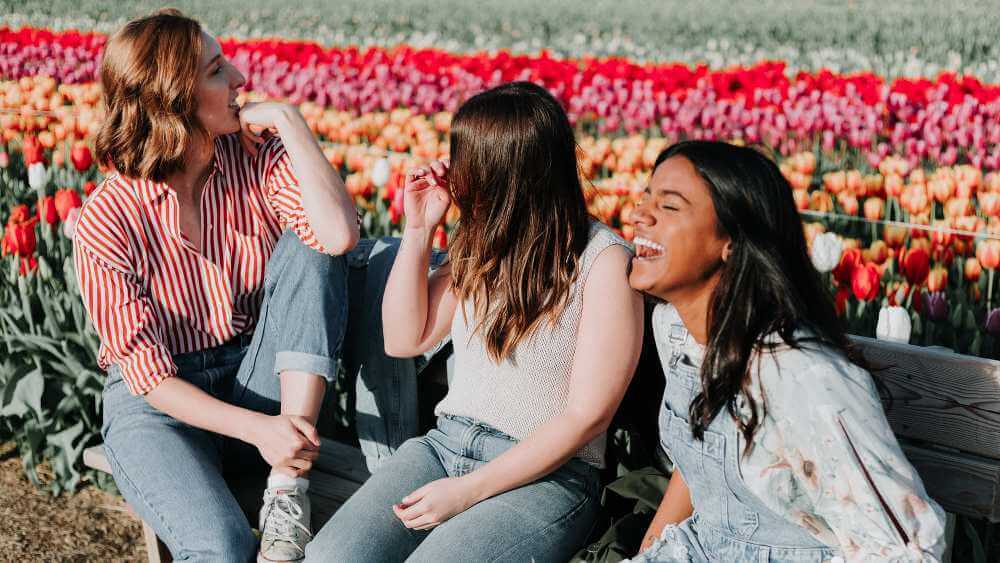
left=95, top=9, right=206, bottom=182
left=448, top=82, right=592, bottom=363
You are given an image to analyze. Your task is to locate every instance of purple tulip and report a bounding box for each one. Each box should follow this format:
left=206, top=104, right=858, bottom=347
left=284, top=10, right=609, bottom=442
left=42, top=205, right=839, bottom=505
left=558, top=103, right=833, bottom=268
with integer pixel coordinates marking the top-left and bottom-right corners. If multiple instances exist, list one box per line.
left=924, top=292, right=950, bottom=323
left=986, top=308, right=1000, bottom=337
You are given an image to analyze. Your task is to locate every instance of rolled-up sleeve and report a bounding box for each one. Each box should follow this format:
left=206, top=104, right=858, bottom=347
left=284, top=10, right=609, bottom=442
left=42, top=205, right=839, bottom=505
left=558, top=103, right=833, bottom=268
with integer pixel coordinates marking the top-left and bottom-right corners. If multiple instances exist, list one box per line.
left=258, top=137, right=330, bottom=254
left=73, top=239, right=176, bottom=395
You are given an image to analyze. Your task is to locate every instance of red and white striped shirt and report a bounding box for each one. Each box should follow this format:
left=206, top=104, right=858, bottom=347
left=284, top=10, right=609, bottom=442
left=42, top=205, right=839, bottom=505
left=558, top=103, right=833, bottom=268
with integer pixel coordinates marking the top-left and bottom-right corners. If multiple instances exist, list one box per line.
left=73, top=134, right=332, bottom=395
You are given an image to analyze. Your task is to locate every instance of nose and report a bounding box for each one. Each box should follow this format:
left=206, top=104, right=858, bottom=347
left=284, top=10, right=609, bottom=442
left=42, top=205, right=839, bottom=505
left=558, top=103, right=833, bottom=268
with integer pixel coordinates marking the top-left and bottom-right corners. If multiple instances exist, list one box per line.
left=230, top=66, right=246, bottom=91
left=631, top=198, right=654, bottom=227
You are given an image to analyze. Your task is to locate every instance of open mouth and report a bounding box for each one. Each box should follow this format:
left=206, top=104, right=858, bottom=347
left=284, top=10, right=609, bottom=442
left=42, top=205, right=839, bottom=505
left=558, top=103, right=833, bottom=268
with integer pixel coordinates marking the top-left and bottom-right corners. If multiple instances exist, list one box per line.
left=633, top=236, right=666, bottom=261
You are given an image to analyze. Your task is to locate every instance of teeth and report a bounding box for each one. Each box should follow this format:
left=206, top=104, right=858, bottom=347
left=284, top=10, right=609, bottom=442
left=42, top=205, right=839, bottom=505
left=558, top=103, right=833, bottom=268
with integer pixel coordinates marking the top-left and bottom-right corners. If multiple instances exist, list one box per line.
left=633, top=237, right=665, bottom=252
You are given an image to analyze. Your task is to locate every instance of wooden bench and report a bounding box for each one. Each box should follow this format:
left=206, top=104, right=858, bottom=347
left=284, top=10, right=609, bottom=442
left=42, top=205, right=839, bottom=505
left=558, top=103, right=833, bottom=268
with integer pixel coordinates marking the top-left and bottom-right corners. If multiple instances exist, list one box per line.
left=84, top=336, right=1000, bottom=561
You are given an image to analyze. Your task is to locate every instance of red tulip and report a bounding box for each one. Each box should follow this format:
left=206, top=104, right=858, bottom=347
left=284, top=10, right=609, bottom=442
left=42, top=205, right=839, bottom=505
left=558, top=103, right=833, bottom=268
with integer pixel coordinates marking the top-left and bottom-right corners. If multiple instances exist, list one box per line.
left=835, top=286, right=850, bottom=316
left=434, top=226, right=448, bottom=249
left=900, top=246, right=930, bottom=285
left=19, top=256, right=38, bottom=276
left=83, top=180, right=98, bottom=196
left=21, top=135, right=45, bottom=166
left=851, top=263, right=881, bottom=301
left=54, top=188, right=83, bottom=221
left=1, top=219, right=38, bottom=258
left=832, top=247, right=863, bottom=286
left=70, top=141, right=93, bottom=172
left=37, top=196, right=58, bottom=225
left=7, top=204, right=32, bottom=226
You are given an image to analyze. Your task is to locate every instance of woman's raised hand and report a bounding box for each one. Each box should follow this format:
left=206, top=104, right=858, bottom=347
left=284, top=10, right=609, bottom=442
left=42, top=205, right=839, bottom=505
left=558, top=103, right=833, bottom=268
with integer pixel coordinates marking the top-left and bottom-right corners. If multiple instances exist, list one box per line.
left=403, top=159, right=451, bottom=233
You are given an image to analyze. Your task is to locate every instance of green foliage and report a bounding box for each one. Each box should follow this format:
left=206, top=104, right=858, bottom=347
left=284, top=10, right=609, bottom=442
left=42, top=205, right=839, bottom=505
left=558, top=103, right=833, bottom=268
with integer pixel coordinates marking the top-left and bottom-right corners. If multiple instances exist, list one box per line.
left=0, top=152, right=111, bottom=494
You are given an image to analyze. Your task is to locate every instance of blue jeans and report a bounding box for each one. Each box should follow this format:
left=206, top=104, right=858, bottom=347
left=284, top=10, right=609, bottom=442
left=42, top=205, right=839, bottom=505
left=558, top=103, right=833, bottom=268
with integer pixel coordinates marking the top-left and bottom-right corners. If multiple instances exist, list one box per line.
left=101, top=231, right=348, bottom=562
left=101, top=233, right=442, bottom=562
left=305, top=414, right=602, bottom=563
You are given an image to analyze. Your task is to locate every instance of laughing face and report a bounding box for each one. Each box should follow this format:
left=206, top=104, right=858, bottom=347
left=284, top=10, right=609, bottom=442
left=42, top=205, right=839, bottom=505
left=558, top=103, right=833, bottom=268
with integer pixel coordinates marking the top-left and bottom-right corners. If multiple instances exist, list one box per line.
left=194, top=32, right=246, bottom=137
left=628, top=155, right=731, bottom=303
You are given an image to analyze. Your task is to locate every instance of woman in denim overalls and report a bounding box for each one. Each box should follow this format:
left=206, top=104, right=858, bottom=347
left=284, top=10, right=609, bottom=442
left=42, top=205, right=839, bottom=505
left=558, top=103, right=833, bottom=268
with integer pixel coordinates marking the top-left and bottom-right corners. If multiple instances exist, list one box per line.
left=626, top=141, right=946, bottom=562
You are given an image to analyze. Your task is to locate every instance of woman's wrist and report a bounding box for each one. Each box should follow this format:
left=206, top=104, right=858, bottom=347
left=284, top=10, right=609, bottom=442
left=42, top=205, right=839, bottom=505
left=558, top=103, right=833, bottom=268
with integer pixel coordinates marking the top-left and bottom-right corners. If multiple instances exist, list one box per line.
left=456, top=472, right=490, bottom=505
left=234, top=410, right=264, bottom=444
left=403, top=225, right=437, bottom=248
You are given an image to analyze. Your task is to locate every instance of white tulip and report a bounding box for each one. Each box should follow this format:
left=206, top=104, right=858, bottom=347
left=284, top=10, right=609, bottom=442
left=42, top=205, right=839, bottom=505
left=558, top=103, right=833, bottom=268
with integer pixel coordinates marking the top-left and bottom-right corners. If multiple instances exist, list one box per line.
left=810, top=232, right=843, bottom=273
left=371, top=158, right=391, bottom=188
left=63, top=207, right=80, bottom=240
left=27, top=162, right=48, bottom=194
left=876, top=306, right=912, bottom=343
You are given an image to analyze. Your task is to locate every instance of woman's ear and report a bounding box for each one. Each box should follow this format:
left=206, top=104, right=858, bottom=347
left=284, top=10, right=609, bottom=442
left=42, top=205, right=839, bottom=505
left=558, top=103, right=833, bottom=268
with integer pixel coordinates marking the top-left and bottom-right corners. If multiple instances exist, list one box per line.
left=721, top=240, right=733, bottom=263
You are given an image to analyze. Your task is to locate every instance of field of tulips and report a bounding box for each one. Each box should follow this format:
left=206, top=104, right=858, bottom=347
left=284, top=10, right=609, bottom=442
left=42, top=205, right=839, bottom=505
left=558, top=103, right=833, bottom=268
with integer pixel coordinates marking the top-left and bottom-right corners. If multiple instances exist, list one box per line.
left=1, top=18, right=1000, bottom=500
left=5, top=0, right=1000, bottom=82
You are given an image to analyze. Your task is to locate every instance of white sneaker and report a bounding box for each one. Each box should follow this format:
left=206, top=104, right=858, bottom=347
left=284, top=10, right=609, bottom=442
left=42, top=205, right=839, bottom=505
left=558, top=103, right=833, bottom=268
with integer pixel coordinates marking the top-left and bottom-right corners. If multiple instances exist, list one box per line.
left=258, top=484, right=312, bottom=562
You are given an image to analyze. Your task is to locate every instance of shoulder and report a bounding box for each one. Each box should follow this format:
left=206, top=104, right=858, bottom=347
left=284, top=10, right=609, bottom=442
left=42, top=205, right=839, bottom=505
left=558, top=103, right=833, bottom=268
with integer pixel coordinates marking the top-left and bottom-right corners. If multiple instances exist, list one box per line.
left=75, top=175, right=138, bottom=243
left=752, top=342, right=881, bottom=417
left=585, top=220, right=632, bottom=257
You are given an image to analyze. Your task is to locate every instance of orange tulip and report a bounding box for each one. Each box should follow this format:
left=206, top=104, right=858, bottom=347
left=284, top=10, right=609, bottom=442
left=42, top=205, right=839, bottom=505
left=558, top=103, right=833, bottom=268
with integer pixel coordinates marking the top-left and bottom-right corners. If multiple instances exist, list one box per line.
left=792, top=189, right=809, bottom=211
left=867, top=240, right=890, bottom=265
left=810, top=191, right=833, bottom=213
left=883, top=224, right=907, bottom=249
left=965, top=257, right=983, bottom=282
left=927, top=267, right=949, bottom=293
left=884, top=174, right=905, bottom=198
left=929, top=220, right=953, bottom=248
left=981, top=192, right=1000, bottom=218
left=976, top=239, right=1000, bottom=270
left=823, top=171, right=847, bottom=194
left=839, top=194, right=859, bottom=216
left=863, top=198, right=884, bottom=221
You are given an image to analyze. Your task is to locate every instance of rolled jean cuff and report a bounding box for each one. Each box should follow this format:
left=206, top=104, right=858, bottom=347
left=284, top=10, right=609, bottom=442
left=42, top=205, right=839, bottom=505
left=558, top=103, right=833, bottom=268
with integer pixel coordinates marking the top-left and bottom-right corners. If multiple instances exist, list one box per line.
left=274, top=351, right=340, bottom=383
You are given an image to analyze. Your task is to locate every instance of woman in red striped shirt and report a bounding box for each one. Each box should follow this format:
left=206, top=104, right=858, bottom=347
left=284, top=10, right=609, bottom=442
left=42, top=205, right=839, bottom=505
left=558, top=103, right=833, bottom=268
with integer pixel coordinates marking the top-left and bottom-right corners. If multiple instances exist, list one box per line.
left=72, top=10, right=358, bottom=562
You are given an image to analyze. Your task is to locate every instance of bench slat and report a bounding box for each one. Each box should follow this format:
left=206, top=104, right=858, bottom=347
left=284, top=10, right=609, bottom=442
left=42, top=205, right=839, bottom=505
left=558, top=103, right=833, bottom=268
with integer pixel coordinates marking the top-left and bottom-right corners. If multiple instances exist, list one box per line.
left=852, top=336, right=1000, bottom=460
left=902, top=441, right=1000, bottom=522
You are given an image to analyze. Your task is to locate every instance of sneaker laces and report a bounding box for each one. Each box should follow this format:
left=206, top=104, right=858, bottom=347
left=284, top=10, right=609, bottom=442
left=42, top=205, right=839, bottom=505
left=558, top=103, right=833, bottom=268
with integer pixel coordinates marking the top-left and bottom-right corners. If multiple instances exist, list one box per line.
left=262, top=489, right=312, bottom=547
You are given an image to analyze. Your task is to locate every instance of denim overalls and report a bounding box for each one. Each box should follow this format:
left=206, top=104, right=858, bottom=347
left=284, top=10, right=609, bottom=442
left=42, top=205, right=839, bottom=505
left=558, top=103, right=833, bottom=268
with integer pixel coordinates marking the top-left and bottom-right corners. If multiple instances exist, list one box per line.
left=637, top=316, right=843, bottom=562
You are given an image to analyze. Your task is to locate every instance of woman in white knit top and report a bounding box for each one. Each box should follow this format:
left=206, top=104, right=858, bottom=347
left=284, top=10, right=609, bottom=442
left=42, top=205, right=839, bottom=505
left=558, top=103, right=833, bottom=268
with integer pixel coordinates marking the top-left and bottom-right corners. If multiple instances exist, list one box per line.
left=306, top=82, right=643, bottom=562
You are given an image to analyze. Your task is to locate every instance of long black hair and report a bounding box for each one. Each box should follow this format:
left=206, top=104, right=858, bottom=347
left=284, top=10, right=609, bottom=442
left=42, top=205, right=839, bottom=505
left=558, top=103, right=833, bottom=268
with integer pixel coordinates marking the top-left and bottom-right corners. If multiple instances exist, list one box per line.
left=654, top=141, right=856, bottom=450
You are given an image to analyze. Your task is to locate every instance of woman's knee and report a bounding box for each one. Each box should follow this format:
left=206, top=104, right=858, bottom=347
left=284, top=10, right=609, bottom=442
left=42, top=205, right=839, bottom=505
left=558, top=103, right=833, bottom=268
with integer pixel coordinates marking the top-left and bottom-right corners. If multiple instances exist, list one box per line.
left=173, top=524, right=257, bottom=563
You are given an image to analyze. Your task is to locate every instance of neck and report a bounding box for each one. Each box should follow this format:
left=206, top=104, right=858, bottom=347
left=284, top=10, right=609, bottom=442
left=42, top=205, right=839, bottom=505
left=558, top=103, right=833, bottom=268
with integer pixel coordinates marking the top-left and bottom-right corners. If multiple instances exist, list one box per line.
left=166, top=135, right=215, bottom=203
left=665, top=273, right=721, bottom=346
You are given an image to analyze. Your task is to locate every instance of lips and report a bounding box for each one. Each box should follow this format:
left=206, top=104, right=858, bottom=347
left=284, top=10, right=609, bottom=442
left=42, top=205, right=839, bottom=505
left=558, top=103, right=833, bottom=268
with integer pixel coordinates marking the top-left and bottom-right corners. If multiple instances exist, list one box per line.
left=633, top=236, right=665, bottom=260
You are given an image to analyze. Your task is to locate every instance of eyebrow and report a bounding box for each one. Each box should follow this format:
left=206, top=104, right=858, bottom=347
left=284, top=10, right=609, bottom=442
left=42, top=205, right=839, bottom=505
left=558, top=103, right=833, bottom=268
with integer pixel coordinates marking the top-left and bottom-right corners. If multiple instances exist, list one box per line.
left=654, top=188, right=691, bottom=204
left=204, top=54, right=222, bottom=70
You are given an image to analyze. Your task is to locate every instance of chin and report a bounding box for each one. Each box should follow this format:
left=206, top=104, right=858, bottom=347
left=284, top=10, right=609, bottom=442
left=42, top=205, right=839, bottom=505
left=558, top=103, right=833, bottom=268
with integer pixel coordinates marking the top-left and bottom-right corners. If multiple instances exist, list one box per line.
left=629, top=257, right=672, bottom=300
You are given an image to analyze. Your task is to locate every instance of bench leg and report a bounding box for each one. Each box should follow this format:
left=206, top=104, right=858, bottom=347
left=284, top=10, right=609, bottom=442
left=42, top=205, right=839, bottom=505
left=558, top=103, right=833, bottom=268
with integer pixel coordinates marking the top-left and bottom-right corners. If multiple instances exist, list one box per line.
left=141, top=520, right=172, bottom=563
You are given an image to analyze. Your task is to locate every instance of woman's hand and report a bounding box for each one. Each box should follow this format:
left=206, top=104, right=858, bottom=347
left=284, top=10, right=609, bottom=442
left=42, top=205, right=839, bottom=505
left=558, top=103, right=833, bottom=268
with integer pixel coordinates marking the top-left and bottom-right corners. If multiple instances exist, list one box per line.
left=237, top=101, right=298, bottom=157
left=392, top=476, right=480, bottom=531
left=245, top=413, right=321, bottom=476
left=403, top=160, right=451, bottom=234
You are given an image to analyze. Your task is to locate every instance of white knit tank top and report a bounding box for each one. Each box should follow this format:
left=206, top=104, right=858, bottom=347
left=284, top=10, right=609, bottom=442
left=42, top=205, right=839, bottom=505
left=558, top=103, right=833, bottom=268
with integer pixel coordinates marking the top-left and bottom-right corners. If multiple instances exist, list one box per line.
left=434, top=221, right=630, bottom=467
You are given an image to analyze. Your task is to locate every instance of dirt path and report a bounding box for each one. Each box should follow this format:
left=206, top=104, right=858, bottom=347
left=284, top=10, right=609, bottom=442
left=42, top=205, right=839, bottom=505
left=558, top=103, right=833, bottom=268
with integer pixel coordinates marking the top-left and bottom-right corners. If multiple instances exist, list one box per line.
left=0, top=442, right=146, bottom=562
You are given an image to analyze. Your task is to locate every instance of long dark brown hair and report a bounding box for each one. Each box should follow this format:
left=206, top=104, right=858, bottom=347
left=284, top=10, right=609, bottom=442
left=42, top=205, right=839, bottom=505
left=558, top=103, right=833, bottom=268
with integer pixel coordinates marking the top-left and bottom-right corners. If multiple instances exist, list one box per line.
left=655, top=141, right=858, bottom=450
left=448, top=82, right=591, bottom=363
